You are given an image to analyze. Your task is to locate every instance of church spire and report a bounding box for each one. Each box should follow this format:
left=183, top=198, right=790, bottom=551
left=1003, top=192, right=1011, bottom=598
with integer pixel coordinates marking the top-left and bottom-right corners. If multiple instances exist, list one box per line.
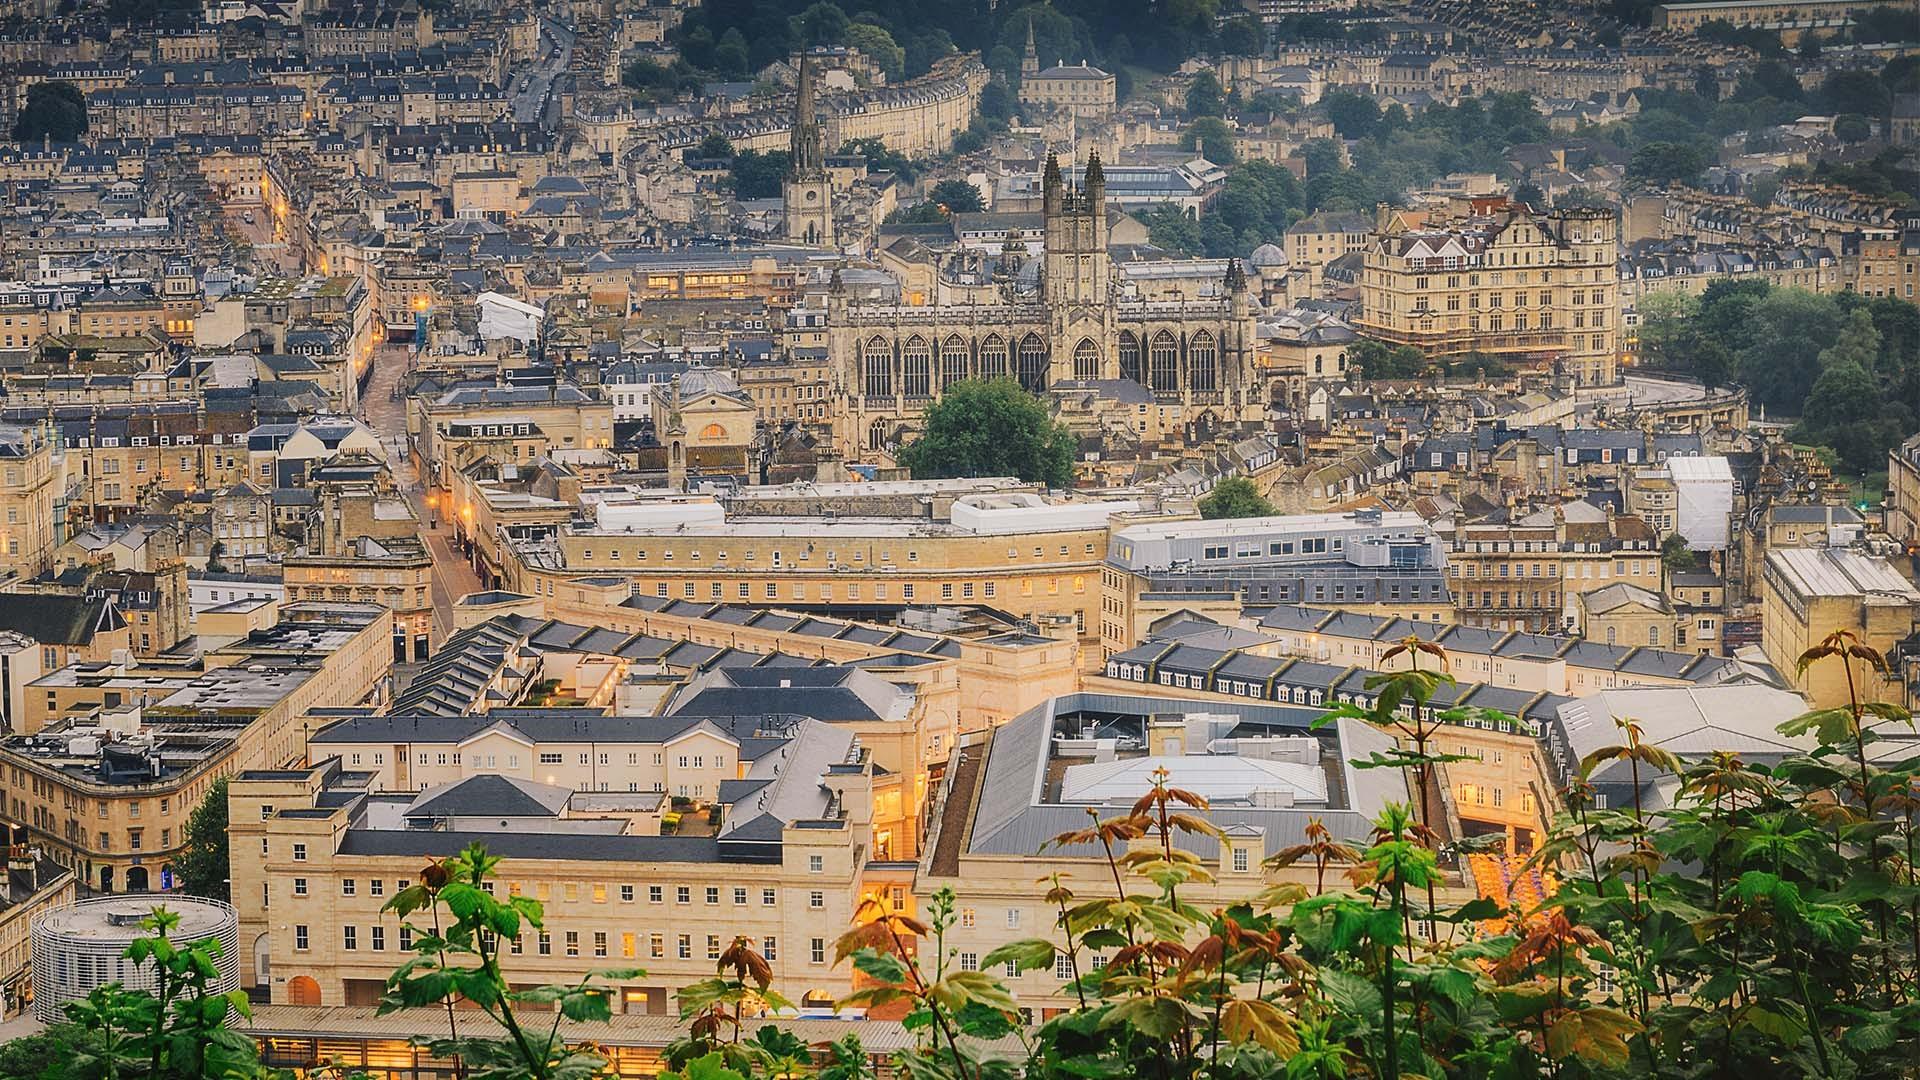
left=1022, top=15, right=1040, bottom=78
left=791, top=57, right=825, bottom=174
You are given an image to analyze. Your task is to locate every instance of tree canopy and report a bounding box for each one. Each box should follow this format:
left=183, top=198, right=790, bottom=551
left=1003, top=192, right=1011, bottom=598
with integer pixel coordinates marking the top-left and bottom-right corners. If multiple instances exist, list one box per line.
left=925, top=178, right=985, bottom=214
left=174, top=775, right=230, bottom=901
left=1641, top=282, right=1918, bottom=474
left=11, top=81, right=87, bottom=143
left=1197, top=476, right=1276, bottom=519
left=897, top=378, right=1076, bottom=488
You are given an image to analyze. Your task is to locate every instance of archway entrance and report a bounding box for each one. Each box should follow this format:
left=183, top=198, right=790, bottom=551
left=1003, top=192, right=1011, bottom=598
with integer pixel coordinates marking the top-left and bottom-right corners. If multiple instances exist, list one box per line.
left=286, top=976, right=322, bottom=1006
left=125, top=866, right=149, bottom=892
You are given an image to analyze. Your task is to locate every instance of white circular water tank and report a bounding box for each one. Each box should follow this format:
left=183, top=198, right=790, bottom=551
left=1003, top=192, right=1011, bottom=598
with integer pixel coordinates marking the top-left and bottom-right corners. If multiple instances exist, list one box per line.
left=31, top=895, right=239, bottom=1023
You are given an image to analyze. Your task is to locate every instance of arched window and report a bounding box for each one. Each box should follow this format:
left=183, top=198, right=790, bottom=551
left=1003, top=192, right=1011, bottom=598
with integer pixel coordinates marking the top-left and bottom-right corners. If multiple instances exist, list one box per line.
left=862, top=336, right=892, bottom=397
left=1189, top=330, right=1217, bottom=391
left=902, top=335, right=931, bottom=397
left=1150, top=330, right=1178, bottom=392
left=1118, top=331, right=1142, bottom=384
left=940, top=334, right=968, bottom=389
left=869, top=419, right=890, bottom=451
left=1072, top=338, right=1100, bottom=380
left=1016, top=333, right=1048, bottom=392
left=978, top=334, right=1008, bottom=380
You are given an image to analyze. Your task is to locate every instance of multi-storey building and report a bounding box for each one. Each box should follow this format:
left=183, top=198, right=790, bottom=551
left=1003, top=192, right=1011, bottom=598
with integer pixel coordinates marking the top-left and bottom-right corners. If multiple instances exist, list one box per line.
left=1651, top=0, right=1910, bottom=42
left=1359, top=198, right=1620, bottom=386
left=1098, top=510, right=1452, bottom=656
left=498, top=483, right=1149, bottom=647
left=1761, top=548, right=1920, bottom=710
left=0, top=603, right=392, bottom=893
left=1018, top=26, right=1116, bottom=121
left=823, top=153, right=1267, bottom=462
left=1436, top=502, right=1662, bottom=633
left=239, top=277, right=376, bottom=412
left=283, top=484, right=433, bottom=663
left=1843, top=228, right=1920, bottom=302
left=0, top=423, right=60, bottom=580
left=1889, top=434, right=1920, bottom=550
left=230, top=721, right=887, bottom=1011
left=920, top=692, right=1413, bottom=1016
left=0, top=855, right=77, bottom=1020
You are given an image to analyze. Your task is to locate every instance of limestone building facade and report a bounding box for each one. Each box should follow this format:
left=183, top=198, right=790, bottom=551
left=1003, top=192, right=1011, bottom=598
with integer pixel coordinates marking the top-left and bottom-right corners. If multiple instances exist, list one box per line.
left=824, top=153, right=1266, bottom=459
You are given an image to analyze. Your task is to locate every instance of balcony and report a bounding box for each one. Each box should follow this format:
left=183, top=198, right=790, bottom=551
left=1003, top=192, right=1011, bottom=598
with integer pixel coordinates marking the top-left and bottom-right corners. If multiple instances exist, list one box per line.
left=1354, top=322, right=1570, bottom=355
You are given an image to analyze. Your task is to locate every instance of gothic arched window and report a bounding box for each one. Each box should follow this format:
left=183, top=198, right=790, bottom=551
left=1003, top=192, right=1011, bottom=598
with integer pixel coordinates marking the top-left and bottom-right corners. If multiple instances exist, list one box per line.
left=862, top=336, right=892, bottom=397
left=940, top=334, right=969, bottom=389
left=1072, top=338, right=1100, bottom=380
left=1189, top=330, right=1217, bottom=391
left=978, top=334, right=1008, bottom=380
left=902, top=335, right=931, bottom=398
left=1150, top=330, right=1178, bottom=392
left=1016, top=333, right=1048, bottom=393
left=1118, top=331, right=1142, bottom=384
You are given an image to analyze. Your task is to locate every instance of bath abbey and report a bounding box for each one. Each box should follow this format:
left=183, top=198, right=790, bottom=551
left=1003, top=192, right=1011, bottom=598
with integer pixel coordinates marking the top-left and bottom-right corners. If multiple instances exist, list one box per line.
left=809, top=150, right=1268, bottom=458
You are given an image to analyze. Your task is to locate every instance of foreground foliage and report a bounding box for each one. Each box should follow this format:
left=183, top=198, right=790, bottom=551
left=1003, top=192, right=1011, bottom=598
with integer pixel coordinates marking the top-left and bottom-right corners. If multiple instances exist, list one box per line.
left=10, top=636, right=1916, bottom=1078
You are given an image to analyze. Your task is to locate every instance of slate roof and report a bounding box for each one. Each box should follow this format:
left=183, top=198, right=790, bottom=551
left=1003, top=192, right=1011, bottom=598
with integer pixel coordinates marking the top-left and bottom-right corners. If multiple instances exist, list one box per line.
left=0, top=593, right=124, bottom=645
left=407, top=774, right=573, bottom=819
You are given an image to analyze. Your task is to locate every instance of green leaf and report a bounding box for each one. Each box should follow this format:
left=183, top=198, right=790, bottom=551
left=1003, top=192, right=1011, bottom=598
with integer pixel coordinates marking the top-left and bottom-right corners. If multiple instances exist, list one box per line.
left=1100, top=995, right=1196, bottom=1039
left=981, top=937, right=1059, bottom=974
left=1220, top=998, right=1301, bottom=1056
left=1736, top=1004, right=1806, bottom=1043
left=1320, top=969, right=1382, bottom=1016
left=851, top=949, right=910, bottom=984
left=1546, top=1007, right=1642, bottom=1068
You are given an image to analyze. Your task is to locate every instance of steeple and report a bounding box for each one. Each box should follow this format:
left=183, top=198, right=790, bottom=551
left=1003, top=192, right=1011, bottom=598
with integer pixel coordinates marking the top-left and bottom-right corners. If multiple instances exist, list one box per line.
left=1042, top=152, right=1063, bottom=216
left=784, top=55, right=835, bottom=247
left=1022, top=16, right=1040, bottom=79
left=790, top=57, right=824, bottom=174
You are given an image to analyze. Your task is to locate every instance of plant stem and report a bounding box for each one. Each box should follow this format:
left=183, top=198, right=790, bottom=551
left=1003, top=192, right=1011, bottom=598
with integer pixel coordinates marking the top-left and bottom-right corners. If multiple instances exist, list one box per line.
left=1793, top=965, right=1835, bottom=1079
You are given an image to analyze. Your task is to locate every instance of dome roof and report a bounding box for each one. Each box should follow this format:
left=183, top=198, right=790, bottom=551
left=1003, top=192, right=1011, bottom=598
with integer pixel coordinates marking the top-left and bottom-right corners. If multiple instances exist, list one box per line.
left=1249, top=242, right=1287, bottom=268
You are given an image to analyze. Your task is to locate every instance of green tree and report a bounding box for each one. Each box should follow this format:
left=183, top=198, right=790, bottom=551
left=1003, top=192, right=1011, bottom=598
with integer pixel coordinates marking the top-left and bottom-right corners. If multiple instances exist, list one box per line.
left=1183, top=115, right=1236, bottom=165
left=1833, top=113, right=1873, bottom=143
left=1821, top=68, right=1891, bottom=119
left=1215, top=15, right=1265, bottom=56
left=1319, top=89, right=1380, bottom=138
left=1628, top=140, right=1707, bottom=186
left=1349, top=337, right=1428, bottom=379
left=924, top=178, right=984, bottom=214
left=1660, top=533, right=1697, bottom=575
left=1185, top=71, right=1225, bottom=118
left=839, top=137, right=915, bottom=181
left=897, top=379, right=1075, bottom=488
left=693, top=132, right=735, bottom=160
left=174, top=776, right=230, bottom=901
left=11, top=81, right=86, bottom=142
left=729, top=149, right=791, bottom=198
left=844, top=22, right=905, bottom=80
left=713, top=28, right=751, bottom=78
left=1140, top=203, right=1202, bottom=255
left=1737, top=288, right=1846, bottom=412
left=1197, top=476, right=1275, bottom=519
left=792, top=1, right=849, bottom=46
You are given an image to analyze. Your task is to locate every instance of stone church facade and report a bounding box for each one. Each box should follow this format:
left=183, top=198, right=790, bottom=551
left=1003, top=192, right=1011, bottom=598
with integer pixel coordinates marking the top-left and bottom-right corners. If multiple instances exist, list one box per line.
left=822, top=153, right=1266, bottom=459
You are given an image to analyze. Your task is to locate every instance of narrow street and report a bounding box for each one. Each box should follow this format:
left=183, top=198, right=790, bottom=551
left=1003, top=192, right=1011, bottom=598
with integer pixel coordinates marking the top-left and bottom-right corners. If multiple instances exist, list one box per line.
left=360, top=341, right=483, bottom=644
